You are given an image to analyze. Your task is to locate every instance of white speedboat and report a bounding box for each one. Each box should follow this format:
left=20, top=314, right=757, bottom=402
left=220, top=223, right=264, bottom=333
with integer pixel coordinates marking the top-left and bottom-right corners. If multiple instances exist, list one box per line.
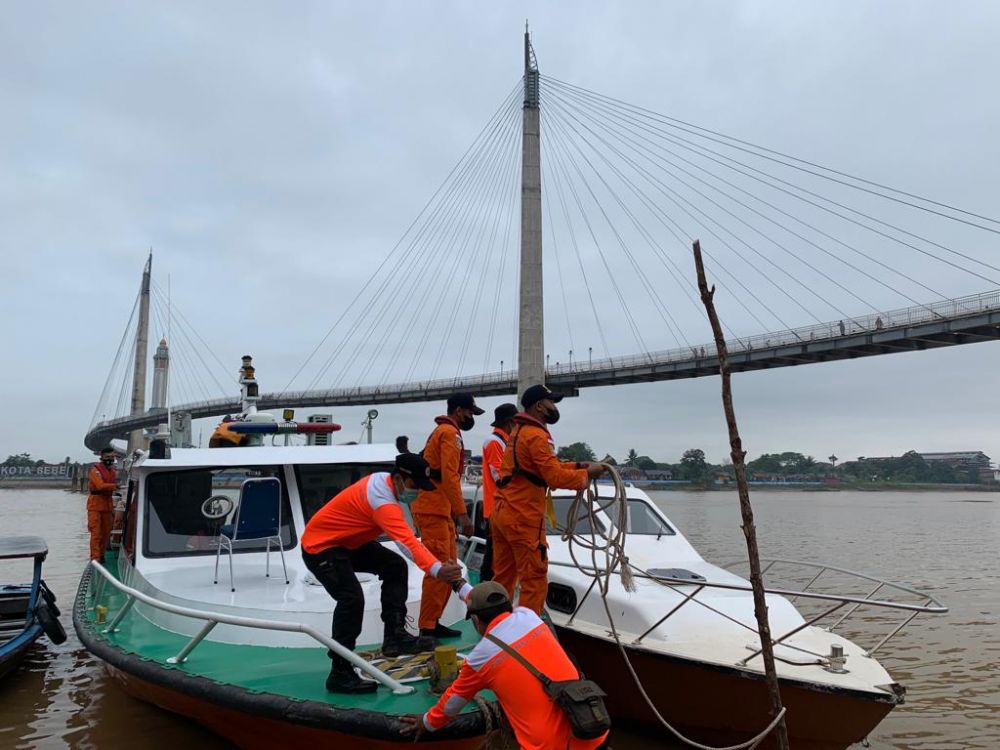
left=467, top=484, right=946, bottom=750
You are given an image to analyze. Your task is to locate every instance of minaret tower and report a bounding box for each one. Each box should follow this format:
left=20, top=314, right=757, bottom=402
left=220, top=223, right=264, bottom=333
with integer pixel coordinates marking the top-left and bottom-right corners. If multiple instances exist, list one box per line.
left=517, top=24, right=544, bottom=400
left=150, top=337, right=169, bottom=413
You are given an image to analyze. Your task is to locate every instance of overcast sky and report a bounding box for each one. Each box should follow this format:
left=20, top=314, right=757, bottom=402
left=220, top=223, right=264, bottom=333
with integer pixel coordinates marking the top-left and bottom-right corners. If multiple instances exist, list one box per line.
left=3, top=2, right=1000, bottom=465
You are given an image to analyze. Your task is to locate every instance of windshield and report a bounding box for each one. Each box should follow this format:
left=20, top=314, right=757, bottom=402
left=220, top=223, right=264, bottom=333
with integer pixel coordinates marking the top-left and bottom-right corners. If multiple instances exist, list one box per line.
left=144, top=466, right=296, bottom=557
left=610, top=498, right=676, bottom=536
left=546, top=496, right=606, bottom=536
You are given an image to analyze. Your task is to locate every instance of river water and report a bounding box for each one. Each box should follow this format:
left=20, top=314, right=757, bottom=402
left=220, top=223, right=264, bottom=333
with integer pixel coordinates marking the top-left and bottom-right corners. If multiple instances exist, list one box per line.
left=1, top=488, right=997, bottom=749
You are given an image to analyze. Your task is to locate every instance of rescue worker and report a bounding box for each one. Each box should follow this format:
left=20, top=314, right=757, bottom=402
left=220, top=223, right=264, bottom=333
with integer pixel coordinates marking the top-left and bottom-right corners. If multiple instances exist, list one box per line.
left=399, top=581, right=609, bottom=750
left=301, top=453, right=464, bottom=694
left=208, top=416, right=245, bottom=448
left=479, top=402, right=518, bottom=581
left=87, top=446, right=118, bottom=562
left=412, top=393, right=482, bottom=642
left=492, top=385, right=606, bottom=613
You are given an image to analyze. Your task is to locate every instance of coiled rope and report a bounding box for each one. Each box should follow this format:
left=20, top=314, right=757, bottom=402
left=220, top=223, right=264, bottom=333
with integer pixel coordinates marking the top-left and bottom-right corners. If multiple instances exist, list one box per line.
left=562, top=464, right=786, bottom=750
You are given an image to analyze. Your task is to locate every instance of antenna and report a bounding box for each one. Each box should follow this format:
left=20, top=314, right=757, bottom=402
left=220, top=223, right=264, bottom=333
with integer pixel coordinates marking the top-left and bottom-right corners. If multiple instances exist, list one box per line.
left=166, top=273, right=172, bottom=430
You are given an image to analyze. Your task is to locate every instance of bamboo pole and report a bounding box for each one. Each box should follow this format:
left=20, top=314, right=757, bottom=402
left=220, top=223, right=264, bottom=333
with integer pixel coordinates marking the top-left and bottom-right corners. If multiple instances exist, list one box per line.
left=693, top=240, right=791, bottom=750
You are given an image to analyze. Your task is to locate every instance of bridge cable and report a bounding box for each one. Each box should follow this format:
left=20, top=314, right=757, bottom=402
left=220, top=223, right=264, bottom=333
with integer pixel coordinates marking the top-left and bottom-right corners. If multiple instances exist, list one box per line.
left=151, top=280, right=235, bottom=389
left=541, top=115, right=612, bottom=359
left=328, top=90, right=521, bottom=390
left=546, top=78, right=1000, bottom=290
left=546, top=96, right=782, bottom=336
left=350, top=95, right=522, bottom=388
left=545, top=81, right=957, bottom=312
left=543, top=99, right=703, bottom=346
left=542, top=105, right=652, bottom=356
left=311, top=87, right=522, bottom=393
left=90, top=290, right=141, bottom=427
left=279, top=81, right=522, bottom=397
left=545, top=75, right=1000, bottom=235
left=546, top=93, right=813, bottom=334
left=546, top=87, right=862, bottom=322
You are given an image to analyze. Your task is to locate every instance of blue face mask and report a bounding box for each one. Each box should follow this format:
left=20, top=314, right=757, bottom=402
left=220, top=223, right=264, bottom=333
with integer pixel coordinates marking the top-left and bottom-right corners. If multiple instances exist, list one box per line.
left=399, top=488, right=419, bottom=505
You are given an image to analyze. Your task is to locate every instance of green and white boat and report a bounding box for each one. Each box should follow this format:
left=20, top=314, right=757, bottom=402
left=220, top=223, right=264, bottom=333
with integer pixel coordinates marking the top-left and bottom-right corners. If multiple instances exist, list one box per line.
left=75, top=371, right=500, bottom=749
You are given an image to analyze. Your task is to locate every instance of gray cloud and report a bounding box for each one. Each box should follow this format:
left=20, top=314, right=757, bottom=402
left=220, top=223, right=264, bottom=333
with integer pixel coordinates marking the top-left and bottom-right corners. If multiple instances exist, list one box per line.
left=2, top=2, right=999, bottom=464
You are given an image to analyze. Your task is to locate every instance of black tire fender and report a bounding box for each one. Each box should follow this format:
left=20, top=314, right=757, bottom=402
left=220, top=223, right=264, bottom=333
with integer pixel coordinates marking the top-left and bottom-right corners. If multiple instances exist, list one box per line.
left=36, top=600, right=67, bottom=645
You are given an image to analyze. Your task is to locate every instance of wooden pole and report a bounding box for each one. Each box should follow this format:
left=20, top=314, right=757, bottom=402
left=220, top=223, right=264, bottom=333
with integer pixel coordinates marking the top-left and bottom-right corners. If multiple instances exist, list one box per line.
left=693, top=240, right=791, bottom=750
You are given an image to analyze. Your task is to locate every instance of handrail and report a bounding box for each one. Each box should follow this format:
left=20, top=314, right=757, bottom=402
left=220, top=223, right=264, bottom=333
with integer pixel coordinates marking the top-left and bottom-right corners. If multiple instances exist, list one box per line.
left=548, top=559, right=946, bottom=663
left=86, top=561, right=415, bottom=694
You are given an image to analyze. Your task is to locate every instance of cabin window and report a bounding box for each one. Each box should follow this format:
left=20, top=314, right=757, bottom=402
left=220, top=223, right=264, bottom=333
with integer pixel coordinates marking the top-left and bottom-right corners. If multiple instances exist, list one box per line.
left=294, top=463, right=392, bottom=523
left=610, top=499, right=676, bottom=536
left=546, top=496, right=606, bottom=536
left=143, top=466, right=296, bottom=558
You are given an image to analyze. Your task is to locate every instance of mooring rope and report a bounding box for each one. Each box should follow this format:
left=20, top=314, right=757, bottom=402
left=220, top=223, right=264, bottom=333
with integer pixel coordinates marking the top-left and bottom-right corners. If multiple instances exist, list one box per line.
left=561, top=465, right=786, bottom=750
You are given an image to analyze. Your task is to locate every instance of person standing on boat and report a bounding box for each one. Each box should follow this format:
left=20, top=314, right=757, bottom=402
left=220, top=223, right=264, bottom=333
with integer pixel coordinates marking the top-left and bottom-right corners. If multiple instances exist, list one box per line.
left=87, top=447, right=118, bottom=562
left=492, top=385, right=606, bottom=614
left=300, top=453, right=464, bottom=694
left=479, top=402, right=518, bottom=581
left=412, top=393, right=481, bottom=642
left=399, top=581, right=609, bottom=750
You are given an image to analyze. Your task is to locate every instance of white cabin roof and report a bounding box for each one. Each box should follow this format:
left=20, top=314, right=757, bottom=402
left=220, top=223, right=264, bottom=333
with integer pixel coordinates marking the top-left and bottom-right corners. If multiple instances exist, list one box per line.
left=139, top=443, right=398, bottom=469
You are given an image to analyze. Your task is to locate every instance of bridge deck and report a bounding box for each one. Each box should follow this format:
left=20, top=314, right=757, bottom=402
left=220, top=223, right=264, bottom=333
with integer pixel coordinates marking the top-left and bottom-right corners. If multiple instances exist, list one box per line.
left=85, top=290, right=1000, bottom=451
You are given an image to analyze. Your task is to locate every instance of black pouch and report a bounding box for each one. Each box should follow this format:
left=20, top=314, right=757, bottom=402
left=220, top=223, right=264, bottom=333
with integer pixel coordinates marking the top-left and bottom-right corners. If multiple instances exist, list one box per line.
left=545, top=678, right=611, bottom=739
left=485, top=633, right=611, bottom=740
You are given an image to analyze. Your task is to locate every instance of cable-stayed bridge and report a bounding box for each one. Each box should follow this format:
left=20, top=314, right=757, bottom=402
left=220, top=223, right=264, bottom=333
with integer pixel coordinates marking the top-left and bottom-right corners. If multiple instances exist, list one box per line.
left=85, top=32, right=1000, bottom=452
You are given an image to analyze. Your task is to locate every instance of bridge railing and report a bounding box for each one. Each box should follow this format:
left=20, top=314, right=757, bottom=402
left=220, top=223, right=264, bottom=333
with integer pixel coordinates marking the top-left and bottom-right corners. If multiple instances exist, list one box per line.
left=91, top=288, right=1000, bottom=435
left=545, top=287, right=1000, bottom=376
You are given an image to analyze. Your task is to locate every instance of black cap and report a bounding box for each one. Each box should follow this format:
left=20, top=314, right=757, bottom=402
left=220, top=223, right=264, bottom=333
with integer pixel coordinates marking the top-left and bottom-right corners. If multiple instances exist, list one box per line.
left=491, top=403, right=518, bottom=427
left=447, top=392, right=485, bottom=415
left=520, top=384, right=564, bottom=411
left=394, top=453, right=436, bottom=491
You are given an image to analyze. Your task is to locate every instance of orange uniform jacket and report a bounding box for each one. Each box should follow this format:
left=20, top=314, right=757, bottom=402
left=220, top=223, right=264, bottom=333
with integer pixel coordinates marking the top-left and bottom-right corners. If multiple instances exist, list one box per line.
left=422, top=607, right=608, bottom=750
left=495, top=414, right=589, bottom=528
left=480, top=428, right=508, bottom=519
left=301, top=473, right=440, bottom=575
left=412, top=416, right=466, bottom=519
left=87, top=463, right=117, bottom=512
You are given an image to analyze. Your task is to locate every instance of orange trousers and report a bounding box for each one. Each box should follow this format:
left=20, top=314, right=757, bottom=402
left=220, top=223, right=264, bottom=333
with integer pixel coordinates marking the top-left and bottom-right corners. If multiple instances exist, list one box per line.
left=413, top=513, right=457, bottom=630
left=87, top=505, right=113, bottom=561
left=491, top=507, right=549, bottom=614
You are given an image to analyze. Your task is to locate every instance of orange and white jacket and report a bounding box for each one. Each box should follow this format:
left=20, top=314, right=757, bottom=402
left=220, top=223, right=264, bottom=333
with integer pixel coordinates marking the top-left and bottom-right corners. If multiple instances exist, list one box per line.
left=412, top=416, right=466, bottom=519
left=480, top=428, right=509, bottom=519
left=495, top=414, right=589, bottom=527
left=422, top=607, right=607, bottom=750
left=301, top=473, right=440, bottom=575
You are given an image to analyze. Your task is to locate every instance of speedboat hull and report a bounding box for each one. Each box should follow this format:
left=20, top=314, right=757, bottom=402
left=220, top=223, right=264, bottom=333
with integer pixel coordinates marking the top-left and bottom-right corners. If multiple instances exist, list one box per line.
left=555, top=624, right=899, bottom=750
left=73, top=563, right=493, bottom=750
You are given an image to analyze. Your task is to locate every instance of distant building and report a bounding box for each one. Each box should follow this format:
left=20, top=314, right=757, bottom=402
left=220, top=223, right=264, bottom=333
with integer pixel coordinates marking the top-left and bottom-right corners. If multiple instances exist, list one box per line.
left=918, top=451, right=991, bottom=470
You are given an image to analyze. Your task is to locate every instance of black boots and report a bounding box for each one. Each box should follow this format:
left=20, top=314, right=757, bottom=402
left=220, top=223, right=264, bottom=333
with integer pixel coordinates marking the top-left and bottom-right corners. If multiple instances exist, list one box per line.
left=382, top=615, right=434, bottom=658
left=420, top=621, right=462, bottom=640
left=325, top=659, right=376, bottom=694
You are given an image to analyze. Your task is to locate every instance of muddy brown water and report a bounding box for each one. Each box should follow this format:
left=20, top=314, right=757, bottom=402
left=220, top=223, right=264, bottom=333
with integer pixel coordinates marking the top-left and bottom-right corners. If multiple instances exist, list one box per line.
left=1, top=488, right=996, bottom=749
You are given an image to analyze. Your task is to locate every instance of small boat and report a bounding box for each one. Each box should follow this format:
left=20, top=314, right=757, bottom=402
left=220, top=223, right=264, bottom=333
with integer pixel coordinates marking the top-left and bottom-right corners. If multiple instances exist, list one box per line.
left=1, top=536, right=67, bottom=679
left=525, top=485, right=946, bottom=750
left=74, top=360, right=499, bottom=749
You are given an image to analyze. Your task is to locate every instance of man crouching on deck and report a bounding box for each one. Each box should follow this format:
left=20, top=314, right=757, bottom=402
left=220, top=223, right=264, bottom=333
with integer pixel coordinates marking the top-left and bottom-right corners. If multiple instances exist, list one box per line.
left=301, top=453, right=463, bottom=694
left=399, top=581, right=610, bottom=750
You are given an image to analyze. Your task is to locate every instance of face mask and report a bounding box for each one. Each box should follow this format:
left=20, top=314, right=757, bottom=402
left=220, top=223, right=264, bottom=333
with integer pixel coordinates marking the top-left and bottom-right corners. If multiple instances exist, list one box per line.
left=459, top=415, right=475, bottom=431
left=398, top=488, right=419, bottom=504
left=543, top=405, right=560, bottom=425
left=101, top=458, right=115, bottom=466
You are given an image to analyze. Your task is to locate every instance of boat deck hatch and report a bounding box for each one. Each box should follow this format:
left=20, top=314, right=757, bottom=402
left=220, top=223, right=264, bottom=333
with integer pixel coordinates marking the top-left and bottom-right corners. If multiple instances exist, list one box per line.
left=648, top=568, right=706, bottom=583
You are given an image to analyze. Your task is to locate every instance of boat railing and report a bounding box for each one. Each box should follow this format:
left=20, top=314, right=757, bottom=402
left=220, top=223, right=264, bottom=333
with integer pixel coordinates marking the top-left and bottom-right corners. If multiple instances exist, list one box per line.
left=549, top=557, right=947, bottom=668
left=84, top=560, right=416, bottom=695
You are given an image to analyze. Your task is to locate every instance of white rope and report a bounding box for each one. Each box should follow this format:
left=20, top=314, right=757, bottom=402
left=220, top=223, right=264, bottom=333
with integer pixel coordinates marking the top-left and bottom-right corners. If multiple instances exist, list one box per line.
left=561, top=465, right=787, bottom=750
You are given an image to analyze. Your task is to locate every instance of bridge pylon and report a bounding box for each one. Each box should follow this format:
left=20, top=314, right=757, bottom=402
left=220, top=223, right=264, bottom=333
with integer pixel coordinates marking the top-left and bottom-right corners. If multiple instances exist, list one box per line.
left=517, top=24, right=544, bottom=404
